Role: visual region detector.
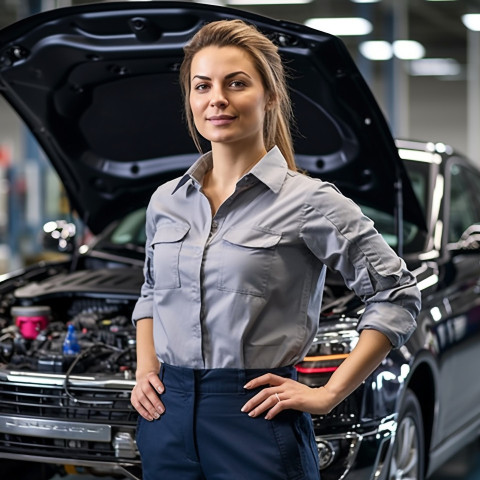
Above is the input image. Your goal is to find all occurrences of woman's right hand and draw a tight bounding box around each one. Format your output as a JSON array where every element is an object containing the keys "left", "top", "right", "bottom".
[
  {"left": 131, "top": 369, "right": 165, "bottom": 421},
  {"left": 131, "top": 318, "right": 165, "bottom": 421}
]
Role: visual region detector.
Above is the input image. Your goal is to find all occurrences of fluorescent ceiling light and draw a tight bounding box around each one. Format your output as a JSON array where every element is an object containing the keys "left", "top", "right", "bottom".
[
  {"left": 359, "top": 41, "right": 392, "bottom": 60},
  {"left": 350, "top": 0, "right": 381, "bottom": 3},
  {"left": 462, "top": 14, "right": 480, "bottom": 31},
  {"left": 360, "top": 40, "right": 425, "bottom": 61},
  {"left": 409, "top": 58, "right": 461, "bottom": 76},
  {"left": 393, "top": 40, "right": 425, "bottom": 60},
  {"left": 228, "top": 0, "right": 312, "bottom": 3},
  {"left": 305, "top": 18, "right": 372, "bottom": 36}
]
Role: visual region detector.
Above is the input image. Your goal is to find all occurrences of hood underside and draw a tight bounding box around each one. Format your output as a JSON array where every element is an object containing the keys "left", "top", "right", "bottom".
[{"left": 0, "top": 1, "right": 425, "bottom": 233}]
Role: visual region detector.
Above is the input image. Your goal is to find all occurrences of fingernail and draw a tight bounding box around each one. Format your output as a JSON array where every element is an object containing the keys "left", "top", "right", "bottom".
[
  {"left": 153, "top": 412, "right": 160, "bottom": 419},
  {"left": 240, "top": 406, "right": 246, "bottom": 412},
  {"left": 157, "top": 386, "right": 164, "bottom": 393},
  {"left": 243, "top": 383, "right": 250, "bottom": 389},
  {"left": 157, "top": 406, "right": 164, "bottom": 414},
  {"left": 248, "top": 411, "right": 255, "bottom": 417}
]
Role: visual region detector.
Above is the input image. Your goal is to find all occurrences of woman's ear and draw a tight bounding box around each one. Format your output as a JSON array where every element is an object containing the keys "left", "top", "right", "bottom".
[{"left": 265, "top": 96, "right": 276, "bottom": 111}]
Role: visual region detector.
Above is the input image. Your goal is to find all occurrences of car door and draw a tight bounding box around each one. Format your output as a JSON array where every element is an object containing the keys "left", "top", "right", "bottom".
[{"left": 434, "top": 159, "right": 480, "bottom": 443}]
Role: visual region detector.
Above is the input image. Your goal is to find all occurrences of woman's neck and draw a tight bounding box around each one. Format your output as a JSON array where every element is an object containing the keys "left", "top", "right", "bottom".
[
  {"left": 202, "top": 141, "right": 267, "bottom": 216},
  {"left": 209, "top": 141, "right": 267, "bottom": 187}
]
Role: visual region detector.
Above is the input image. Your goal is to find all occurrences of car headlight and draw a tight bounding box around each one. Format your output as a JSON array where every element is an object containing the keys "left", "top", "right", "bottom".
[{"left": 296, "top": 318, "right": 359, "bottom": 375}]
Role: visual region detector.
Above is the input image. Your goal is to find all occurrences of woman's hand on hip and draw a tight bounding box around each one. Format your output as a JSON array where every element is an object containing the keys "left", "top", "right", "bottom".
[
  {"left": 241, "top": 373, "right": 335, "bottom": 420},
  {"left": 131, "top": 369, "right": 165, "bottom": 421}
]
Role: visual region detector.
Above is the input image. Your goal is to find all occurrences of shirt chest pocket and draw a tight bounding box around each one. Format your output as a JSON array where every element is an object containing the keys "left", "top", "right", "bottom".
[
  {"left": 218, "top": 227, "right": 282, "bottom": 297},
  {"left": 151, "top": 224, "right": 190, "bottom": 290}
]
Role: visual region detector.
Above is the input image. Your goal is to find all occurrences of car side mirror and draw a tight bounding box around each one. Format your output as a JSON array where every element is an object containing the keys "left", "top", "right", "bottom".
[
  {"left": 42, "top": 220, "right": 76, "bottom": 253},
  {"left": 451, "top": 224, "right": 480, "bottom": 253}
]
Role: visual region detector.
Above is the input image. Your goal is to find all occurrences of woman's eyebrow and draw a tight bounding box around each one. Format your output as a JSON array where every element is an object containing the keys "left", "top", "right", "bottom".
[
  {"left": 192, "top": 74, "right": 210, "bottom": 81},
  {"left": 225, "top": 71, "right": 251, "bottom": 79},
  {"left": 191, "top": 71, "right": 252, "bottom": 82}
]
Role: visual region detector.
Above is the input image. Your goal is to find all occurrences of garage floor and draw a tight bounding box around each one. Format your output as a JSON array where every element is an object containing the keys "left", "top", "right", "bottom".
[{"left": 44, "top": 439, "right": 480, "bottom": 480}]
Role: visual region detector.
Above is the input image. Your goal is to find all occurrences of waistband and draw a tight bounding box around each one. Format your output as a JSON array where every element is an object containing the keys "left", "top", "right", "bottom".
[{"left": 160, "top": 364, "right": 297, "bottom": 394}]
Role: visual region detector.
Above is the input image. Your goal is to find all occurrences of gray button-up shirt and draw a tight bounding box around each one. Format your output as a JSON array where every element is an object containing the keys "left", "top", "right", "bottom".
[{"left": 132, "top": 146, "right": 420, "bottom": 369}]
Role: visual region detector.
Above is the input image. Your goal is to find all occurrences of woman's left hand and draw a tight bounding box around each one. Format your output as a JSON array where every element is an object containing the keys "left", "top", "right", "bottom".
[{"left": 241, "top": 373, "right": 335, "bottom": 420}]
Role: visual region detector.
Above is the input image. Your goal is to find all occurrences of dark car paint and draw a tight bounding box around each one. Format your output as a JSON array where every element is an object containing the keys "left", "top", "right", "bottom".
[{"left": 293, "top": 140, "right": 480, "bottom": 478}]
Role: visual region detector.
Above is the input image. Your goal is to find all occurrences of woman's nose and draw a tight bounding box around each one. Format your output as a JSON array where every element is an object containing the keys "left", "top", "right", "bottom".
[{"left": 210, "top": 88, "right": 228, "bottom": 108}]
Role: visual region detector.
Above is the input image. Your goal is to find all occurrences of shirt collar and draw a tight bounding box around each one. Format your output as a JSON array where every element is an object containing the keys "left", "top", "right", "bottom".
[
  {"left": 171, "top": 146, "right": 288, "bottom": 195},
  {"left": 249, "top": 146, "right": 288, "bottom": 194},
  {"left": 172, "top": 151, "right": 212, "bottom": 194}
]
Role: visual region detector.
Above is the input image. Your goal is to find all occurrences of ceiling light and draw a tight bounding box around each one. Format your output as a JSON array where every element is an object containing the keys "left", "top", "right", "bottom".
[
  {"left": 409, "top": 58, "right": 461, "bottom": 76},
  {"left": 462, "top": 14, "right": 480, "bottom": 31},
  {"left": 350, "top": 0, "right": 381, "bottom": 3},
  {"left": 305, "top": 18, "right": 372, "bottom": 36},
  {"left": 392, "top": 40, "right": 425, "bottom": 60},
  {"left": 359, "top": 41, "right": 392, "bottom": 60},
  {"left": 228, "top": 0, "right": 312, "bottom": 3}
]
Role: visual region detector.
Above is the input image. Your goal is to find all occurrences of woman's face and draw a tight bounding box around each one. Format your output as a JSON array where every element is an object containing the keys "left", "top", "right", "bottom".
[{"left": 189, "top": 46, "right": 269, "bottom": 149}]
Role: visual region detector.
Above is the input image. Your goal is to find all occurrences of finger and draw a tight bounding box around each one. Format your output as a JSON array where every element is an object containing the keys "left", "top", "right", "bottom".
[
  {"left": 146, "top": 373, "right": 165, "bottom": 394},
  {"left": 242, "top": 390, "right": 285, "bottom": 418},
  {"left": 241, "top": 386, "right": 276, "bottom": 413},
  {"left": 131, "top": 395, "right": 155, "bottom": 421},
  {"left": 244, "top": 373, "right": 284, "bottom": 389},
  {"left": 264, "top": 399, "right": 288, "bottom": 420},
  {"left": 250, "top": 393, "right": 288, "bottom": 419},
  {"left": 131, "top": 388, "right": 157, "bottom": 421},
  {"left": 132, "top": 383, "right": 165, "bottom": 418},
  {"left": 263, "top": 392, "right": 297, "bottom": 420}
]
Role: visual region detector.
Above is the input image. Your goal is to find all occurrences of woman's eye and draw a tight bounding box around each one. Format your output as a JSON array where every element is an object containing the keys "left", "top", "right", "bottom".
[
  {"left": 230, "top": 80, "right": 246, "bottom": 88},
  {"left": 194, "top": 83, "right": 209, "bottom": 91}
]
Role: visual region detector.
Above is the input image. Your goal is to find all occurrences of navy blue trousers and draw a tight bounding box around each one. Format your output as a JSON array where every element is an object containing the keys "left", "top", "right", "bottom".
[{"left": 136, "top": 364, "right": 320, "bottom": 480}]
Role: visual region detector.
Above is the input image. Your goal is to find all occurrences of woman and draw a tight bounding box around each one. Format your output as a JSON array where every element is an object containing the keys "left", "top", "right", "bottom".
[{"left": 130, "top": 19, "right": 421, "bottom": 480}]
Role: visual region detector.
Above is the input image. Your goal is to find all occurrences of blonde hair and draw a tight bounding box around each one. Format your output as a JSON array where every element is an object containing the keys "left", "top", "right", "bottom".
[{"left": 179, "top": 19, "right": 297, "bottom": 171}]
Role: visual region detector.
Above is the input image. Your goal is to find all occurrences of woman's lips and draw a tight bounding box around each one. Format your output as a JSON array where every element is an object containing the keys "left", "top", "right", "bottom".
[{"left": 207, "top": 115, "right": 236, "bottom": 126}]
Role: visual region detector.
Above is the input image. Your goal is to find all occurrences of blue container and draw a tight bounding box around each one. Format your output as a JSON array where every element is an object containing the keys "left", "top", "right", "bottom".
[{"left": 63, "top": 324, "right": 81, "bottom": 355}]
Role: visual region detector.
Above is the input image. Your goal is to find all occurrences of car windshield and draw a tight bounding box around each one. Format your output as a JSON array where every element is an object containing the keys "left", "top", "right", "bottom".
[
  {"left": 102, "top": 159, "right": 429, "bottom": 255},
  {"left": 358, "top": 159, "right": 428, "bottom": 254},
  {"left": 104, "top": 208, "right": 147, "bottom": 249}
]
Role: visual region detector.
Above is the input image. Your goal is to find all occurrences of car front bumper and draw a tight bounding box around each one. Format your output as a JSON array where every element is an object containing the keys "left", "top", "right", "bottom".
[{"left": 314, "top": 415, "right": 397, "bottom": 480}]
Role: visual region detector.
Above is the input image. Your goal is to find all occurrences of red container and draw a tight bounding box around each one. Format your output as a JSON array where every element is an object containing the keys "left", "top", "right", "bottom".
[{"left": 12, "top": 306, "right": 50, "bottom": 340}]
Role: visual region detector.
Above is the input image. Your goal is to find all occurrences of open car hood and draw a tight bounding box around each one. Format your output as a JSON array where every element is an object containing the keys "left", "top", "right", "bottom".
[{"left": 0, "top": 1, "right": 425, "bottom": 234}]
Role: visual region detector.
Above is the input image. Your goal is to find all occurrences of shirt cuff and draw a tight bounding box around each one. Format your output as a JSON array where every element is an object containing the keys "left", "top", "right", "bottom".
[
  {"left": 131, "top": 297, "right": 153, "bottom": 326},
  {"left": 357, "top": 302, "right": 417, "bottom": 348}
]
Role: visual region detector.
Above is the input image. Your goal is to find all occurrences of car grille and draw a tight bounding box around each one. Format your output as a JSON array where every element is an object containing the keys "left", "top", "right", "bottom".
[{"left": 0, "top": 379, "right": 139, "bottom": 462}]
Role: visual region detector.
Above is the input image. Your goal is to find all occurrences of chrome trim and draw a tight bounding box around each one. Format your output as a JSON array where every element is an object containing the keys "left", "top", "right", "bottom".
[
  {"left": 0, "top": 415, "right": 111, "bottom": 442},
  {"left": 317, "top": 432, "right": 363, "bottom": 480},
  {"left": 315, "top": 416, "right": 397, "bottom": 480},
  {"left": 0, "top": 452, "right": 141, "bottom": 480},
  {"left": 1, "top": 369, "right": 135, "bottom": 388},
  {"left": 113, "top": 432, "right": 137, "bottom": 459}
]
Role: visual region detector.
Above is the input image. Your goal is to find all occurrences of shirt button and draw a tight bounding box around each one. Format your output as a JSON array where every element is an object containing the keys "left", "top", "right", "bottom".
[{"left": 211, "top": 221, "right": 218, "bottom": 232}]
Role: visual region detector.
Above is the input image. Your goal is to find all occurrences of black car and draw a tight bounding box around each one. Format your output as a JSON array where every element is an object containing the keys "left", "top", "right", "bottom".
[{"left": 0, "top": 3, "right": 479, "bottom": 480}]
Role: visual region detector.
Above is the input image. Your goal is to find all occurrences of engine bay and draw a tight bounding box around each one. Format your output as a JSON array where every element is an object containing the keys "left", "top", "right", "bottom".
[{"left": 0, "top": 267, "right": 142, "bottom": 378}]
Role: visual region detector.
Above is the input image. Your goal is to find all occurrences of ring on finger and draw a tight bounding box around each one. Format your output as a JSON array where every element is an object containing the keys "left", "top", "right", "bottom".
[{"left": 274, "top": 393, "right": 281, "bottom": 403}]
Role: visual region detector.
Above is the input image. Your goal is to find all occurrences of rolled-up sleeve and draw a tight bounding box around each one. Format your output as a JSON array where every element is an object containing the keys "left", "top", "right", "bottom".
[
  {"left": 131, "top": 200, "right": 156, "bottom": 324},
  {"left": 300, "top": 181, "right": 421, "bottom": 348}
]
